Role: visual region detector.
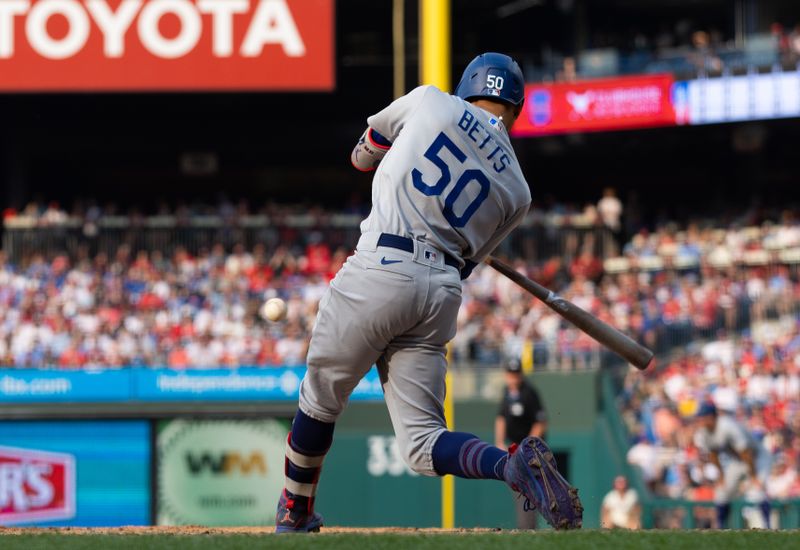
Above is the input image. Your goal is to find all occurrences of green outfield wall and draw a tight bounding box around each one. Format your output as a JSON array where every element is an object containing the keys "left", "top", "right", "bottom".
[
  {"left": 5, "top": 368, "right": 797, "bottom": 528},
  {"left": 317, "top": 370, "right": 615, "bottom": 529}
]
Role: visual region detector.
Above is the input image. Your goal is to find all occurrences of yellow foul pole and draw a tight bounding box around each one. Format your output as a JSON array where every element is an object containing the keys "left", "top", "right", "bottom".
[
  {"left": 419, "top": 0, "right": 451, "bottom": 92},
  {"left": 442, "top": 351, "right": 455, "bottom": 529},
  {"left": 420, "top": 0, "right": 452, "bottom": 529}
]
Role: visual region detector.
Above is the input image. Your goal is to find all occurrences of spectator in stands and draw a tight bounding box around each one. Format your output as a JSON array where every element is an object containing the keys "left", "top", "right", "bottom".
[
  {"left": 790, "top": 24, "right": 800, "bottom": 64},
  {"left": 2, "top": 203, "right": 799, "bottom": 371},
  {"left": 766, "top": 455, "right": 798, "bottom": 500},
  {"left": 556, "top": 57, "right": 577, "bottom": 82},
  {"left": 601, "top": 475, "right": 641, "bottom": 529},
  {"left": 597, "top": 187, "right": 623, "bottom": 255}
]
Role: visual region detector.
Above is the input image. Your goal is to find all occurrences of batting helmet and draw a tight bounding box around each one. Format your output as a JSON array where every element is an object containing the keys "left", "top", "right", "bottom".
[{"left": 454, "top": 52, "right": 525, "bottom": 107}]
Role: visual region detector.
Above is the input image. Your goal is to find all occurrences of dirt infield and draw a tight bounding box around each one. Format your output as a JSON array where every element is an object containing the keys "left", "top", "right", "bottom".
[{"left": 0, "top": 526, "right": 503, "bottom": 536}]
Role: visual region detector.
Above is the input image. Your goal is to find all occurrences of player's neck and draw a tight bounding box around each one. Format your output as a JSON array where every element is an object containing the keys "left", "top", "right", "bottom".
[
  {"left": 469, "top": 99, "right": 514, "bottom": 131},
  {"left": 470, "top": 99, "right": 504, "bottom": 117}
]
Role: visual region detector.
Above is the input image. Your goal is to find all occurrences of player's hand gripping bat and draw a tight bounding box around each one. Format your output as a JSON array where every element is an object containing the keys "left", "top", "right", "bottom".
[{"left": 485, "top": 256, "right": 653, "bottom": 370}]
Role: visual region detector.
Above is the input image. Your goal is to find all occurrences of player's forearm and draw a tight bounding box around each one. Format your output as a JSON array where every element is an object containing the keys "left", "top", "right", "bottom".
[
  {"left": 350, "top": 127, "right": 392, "bottom": 172},
  {"left": 530, "top": 422, "right": 546, "bottom": 438}
]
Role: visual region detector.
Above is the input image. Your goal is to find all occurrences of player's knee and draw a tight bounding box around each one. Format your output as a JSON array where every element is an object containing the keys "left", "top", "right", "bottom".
[
  {"left": 399, "top": 428, "right": 444, "bottom": 477},
  {"left": 298, "top": 378, "right": 343, "bottom": 424},
  {"left": 403, "top": 447, "right": 430, "bottom": 475}
]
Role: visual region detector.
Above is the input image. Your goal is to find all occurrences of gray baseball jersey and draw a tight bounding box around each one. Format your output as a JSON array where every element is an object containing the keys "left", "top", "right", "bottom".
[
  {"left": 361, "top": 85, "right": 531, "bottom": 265},
  {"left": 694, "top": 414, "right": 756, "bottom": 459},
  {"left": 299, "top": 85, "right": 531, "bottom": 476},
  {"left": 694, "top": 414, "right": 764, "bottom": 503}
]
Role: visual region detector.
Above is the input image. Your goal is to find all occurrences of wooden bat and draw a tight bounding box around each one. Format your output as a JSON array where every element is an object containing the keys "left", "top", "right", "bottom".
[{"left": 485, "top": 256, "right": 653, "bottom": 370}]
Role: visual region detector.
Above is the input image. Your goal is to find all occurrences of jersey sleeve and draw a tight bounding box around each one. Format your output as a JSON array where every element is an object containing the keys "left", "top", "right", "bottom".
[
  {"left": 367, "top": 85, "right": 434, "bottom": 142},
  {"left": 467, "top": 202, "right": 531, "bottom": 264},
  {"left": 723, "top": 417, "right": 751, "bottom": 453}
]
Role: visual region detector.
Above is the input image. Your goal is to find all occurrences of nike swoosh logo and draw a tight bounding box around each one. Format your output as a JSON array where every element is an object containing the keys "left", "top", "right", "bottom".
[{"left": 381, "top": 257, "right": 402, "bottom": 265}]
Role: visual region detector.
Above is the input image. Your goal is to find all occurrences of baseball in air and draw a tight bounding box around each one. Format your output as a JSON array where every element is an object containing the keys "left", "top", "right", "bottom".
[{"left": 261, "top": 298, "right": 288, "bottom": 322}]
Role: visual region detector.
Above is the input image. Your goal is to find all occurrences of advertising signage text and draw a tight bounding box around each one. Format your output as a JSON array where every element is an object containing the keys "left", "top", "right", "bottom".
[
  {"left": 513, "top": 74, "right": 677, "bottom": 136},
  {"left": 0, "top": 0, "right": 334, "bottom": 91}
]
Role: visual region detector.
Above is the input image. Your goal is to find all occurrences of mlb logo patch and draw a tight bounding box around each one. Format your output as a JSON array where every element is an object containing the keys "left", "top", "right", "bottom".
[{"left": 424, "top": 250, "right": 438, "bottom": 262}]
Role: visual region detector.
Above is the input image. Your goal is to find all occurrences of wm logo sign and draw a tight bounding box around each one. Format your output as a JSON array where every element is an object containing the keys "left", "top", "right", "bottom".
[{"left": 185, "top": 452, "right": 267, "bottom": 476}]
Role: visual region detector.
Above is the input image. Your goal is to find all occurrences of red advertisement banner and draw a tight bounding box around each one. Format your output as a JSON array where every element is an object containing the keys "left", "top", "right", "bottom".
[
  {"left": 0, "top": 0, "right": 334, "bottom": 92},
  {"left": 0, "top": 446, "right": 76, "bottom": 524},
  {"left": 512, "top": 74, "right": 677, "bottom": 136}
]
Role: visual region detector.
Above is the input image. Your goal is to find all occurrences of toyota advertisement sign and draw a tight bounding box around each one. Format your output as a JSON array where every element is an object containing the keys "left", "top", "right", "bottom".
[{"left": 0, "top": 0, "right": 334, "bottom": 91}]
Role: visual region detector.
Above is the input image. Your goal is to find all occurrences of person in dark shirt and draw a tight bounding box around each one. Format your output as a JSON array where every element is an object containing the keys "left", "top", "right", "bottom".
[{"left": 495, "top": 358, "right": 548, "bottom": 528}]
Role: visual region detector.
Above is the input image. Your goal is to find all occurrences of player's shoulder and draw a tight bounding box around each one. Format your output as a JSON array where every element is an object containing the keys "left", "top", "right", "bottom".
[
  {"left": 405, "top": 85, "right": 462, "bottom": 108},
  {"left": 402, "top": 84, "right": 437, "bottom": 102},
  {"left": 407, "top": 84, "right": 445, "bottom": 97}
]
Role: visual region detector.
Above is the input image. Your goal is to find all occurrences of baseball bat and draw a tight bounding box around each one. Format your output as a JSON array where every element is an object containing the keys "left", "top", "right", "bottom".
[{"left": 485, "top": 256, "right": 653, "bottom": 370}]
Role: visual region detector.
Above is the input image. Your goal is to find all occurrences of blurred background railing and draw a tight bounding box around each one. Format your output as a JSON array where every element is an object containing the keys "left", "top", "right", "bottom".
[
  {"left": 1, "top": 213, "right": 617, "bottom": 265},
  {"left": 521, "top": 31, "right": 799, "bottom": 83}
]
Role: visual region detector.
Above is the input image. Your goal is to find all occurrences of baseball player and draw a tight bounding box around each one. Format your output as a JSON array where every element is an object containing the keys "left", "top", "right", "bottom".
[
  {"left": 276, "top": 53, "right": 582, "bottom": 532},
  {"left": 693, "top": 402, "right": 770, "bottom": 528}
]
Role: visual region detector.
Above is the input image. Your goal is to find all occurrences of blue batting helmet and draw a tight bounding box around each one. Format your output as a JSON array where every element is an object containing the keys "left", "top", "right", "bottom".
[
  {"left": 695, "top": 402, "right": 718, "bottom": 418},
  {"left": 454, "top": 52, "right": 525, "bottom": 107}
]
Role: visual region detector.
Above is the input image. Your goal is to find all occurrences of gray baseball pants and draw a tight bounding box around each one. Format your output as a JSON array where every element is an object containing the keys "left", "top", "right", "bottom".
[{"left": 299, "top": 232, "right": 462, "bottom": 476}]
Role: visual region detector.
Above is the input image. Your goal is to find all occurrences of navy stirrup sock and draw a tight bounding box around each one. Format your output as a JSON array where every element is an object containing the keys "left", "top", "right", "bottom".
[
  {"left": 283, "top": 410, "right": 335, "bottom": 510},
  {"left": 290, "top": 409, "right": 334, "bottom": 455},
  {"left": 432, "top": 431, "right": 508, "bottom": 480},
  {"left": 716, "top": 503, "right": 730, "bottom": 528}
]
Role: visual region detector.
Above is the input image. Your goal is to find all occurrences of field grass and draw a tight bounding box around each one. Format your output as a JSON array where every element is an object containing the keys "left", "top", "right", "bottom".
[{"left": 0, "top": 530, "right": 798, "bottom": 550}]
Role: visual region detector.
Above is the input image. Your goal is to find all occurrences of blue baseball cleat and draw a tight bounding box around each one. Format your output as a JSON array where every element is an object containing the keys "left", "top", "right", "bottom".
[
  {"left": 275, "top": 490, "right": 323, "bottom": 533},
  {"left": 504, "top": 436, "right": 583, "bottom": 530}
]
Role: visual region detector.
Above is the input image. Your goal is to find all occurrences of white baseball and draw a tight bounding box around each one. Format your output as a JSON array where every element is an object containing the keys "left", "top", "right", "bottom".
[{"left": 261, "top": 298, "right": 288, "bottom": 322}]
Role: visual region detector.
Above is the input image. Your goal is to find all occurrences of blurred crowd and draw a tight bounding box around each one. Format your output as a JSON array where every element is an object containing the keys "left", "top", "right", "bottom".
[
  {"left": 620, "top": 215, "right": 800, "bottom": 268},
  {"left": 1, "top": 195, "right": 799, "bottom": 369},
  {"left": 1, "top": 198, "right": 369, "bottom": 227},
  {"left": 620, "top": 324, "right": 800, "bottom": 525},
  {"left": 551, "top": 18, "right": 800, "bottom": 82},
  {"left": 456, "top": 206, "right": 800, "bottom": 367},
  {"left": 0, "top": 243, "right": 347, "bottom": 368},
  {"left": 0, "top": 213, "right": 797, "bottom": 369},
  {"left": 454, "top": 258, "right": 798, "bottom": 369}
]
